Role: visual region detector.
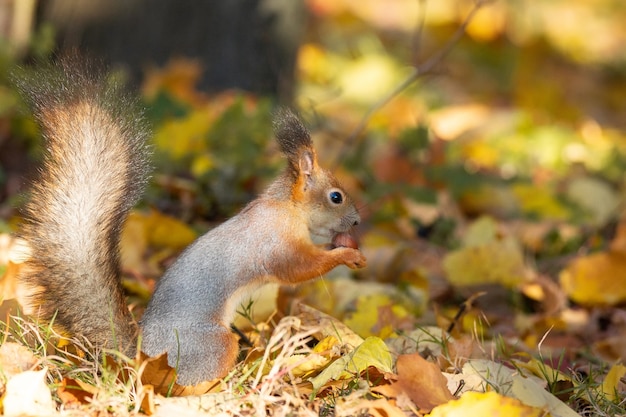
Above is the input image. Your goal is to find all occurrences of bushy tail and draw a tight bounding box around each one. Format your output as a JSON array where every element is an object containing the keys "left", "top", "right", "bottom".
[{"left": 14, "top": 57, "right": 150, "bottom": 351}]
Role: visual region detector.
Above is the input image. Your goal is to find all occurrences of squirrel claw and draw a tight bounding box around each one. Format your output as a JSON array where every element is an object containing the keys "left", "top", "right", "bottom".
[{"left": 338, "top": 247, "right": 367, "bottom": 269}]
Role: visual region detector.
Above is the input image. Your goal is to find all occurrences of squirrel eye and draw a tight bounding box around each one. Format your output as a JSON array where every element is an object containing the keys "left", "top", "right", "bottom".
[{"left": 329, "top": 190, "right": 344, "bottom": 205}]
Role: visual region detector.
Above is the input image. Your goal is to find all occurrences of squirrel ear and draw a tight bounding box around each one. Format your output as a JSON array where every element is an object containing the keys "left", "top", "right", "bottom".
[{"left": 298, "top": 150, "right": 316, "bottom": 191}]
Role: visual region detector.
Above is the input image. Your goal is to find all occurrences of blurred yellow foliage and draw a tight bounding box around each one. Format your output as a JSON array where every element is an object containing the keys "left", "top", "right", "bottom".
[
  {"left": 443, "top": 217, "right": 528, "bottom": 288},
  {"left": 344, "top": 294, "right": 410, "bottom": 339},
  {"left": 511, "top": 183, "right": 570, "bottom": 221},
  {"left": 153, "top": 109, "right": 213, "bottom": 160},
  {"left": 142, "top": 58, "right": 204, "bottom": 105},
  {"left": 465, "top": 2, "right": 506, "bottom": 42},
  {"left": 338, "top": 54, "right": 404, "bottom": 104},
  {"left": 560, "top": 252, "right": 626, "bottom": 306},
  {"left": 121, "top": 211, "right": 197, "bottom": 276}
]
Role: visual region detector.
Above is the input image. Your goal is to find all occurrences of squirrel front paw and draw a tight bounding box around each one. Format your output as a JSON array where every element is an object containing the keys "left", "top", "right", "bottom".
[{"left": 335, "top": 247, "right": 367, "bottom": 269}]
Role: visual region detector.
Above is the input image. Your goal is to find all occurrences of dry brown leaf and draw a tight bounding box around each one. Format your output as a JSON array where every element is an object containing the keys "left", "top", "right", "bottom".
[
  {"left": 293, "top": 302, "right": 364, "bottom": 348},
  {"left": 394, "top": 352, "right": 454, "bottom": 412},
  {"left": 593, "top": 334, "right": 626, "bottom": 363},
  {"left": 139, "top": 384, "right": 156, "bottom": 415},
  {"left": 57, "top": 377, "right": 93, "bottom": 407},
  {"left": 520, "top": 274, "right": 567, "bottom": 315},
  {"left": 0, "top": 342, "right": 38, "bottom": 378},
  {"left": 140, "top": 352, "right": 221, "bottom": 396},
  {"left": 367, "top": 398, "right": 409, "bottom": 417},
  {"left": 0, "top": 236, "right": 28, "bottom": 302}
]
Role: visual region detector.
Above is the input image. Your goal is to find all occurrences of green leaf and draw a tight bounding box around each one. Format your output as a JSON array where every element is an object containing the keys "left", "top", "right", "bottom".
[{"left": 309, "top": 336, "right": 393, "bottom": 391}]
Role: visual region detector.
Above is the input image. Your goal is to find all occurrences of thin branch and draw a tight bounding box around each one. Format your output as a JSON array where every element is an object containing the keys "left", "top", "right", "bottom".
[{"left": 334, "top": 0, "right": 493, "bottom": 165}]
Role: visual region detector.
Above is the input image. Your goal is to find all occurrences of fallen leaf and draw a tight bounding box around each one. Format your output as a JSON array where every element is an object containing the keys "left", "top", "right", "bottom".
[
  {"left": 511, "top": 183, "right": 570, "bottom": 220},
  {"left": 367, "top": 398, "right": 409, "bottom": 417},
  {"left": 121, "top": 211, "right": 197, "bottom": 276},
  {"left": 309, "top": 336, "right": 393, "bottom": 390},
  {"left": 144, "top": 211, "right": 197, "bottom": 249},
  {"left": 443, "top": 237, "right": 528, "bottom": 288},
  {"left": 0, "top": 342, "right": 38, "bottom": 379},
  {"left": 599, "top": 363, "right": 626, "bottom": 403},
  {"left": 3, "top": 368, "right": 56, "bottom": 417},
  {"left": 511, "top": 373, "right": 578, "bottom": 417},
  {"left": 427, "top": 391, "right": 549, "bottom": 417},
  {"left": 560, "top": 251, "right": 626, "bottom": 306},
  {"left": 283, "top": 353, "right": 333, "bottom": 378},
  {"left": 294, "top": 302, "right": 364, "bottom": 349},
  {"left": 443, "top": 217, "right": 530, "bottom": 288},
  {"left": 452, "top": 359, "right": 579, "bottom": 417},
  {"left": 395, "top": 353, "right": 454, "bottom": 412},
  {"left": 343, "top": 293, "right": 413, "bottom": 339},
  {"left": 566, "top": 175, "right": 619, "bottom": 227},
  {"left": 57, "top": 377, "right": 93, "bottom": 407},
  {"left": 140, "top": 352, "right": 220, "bottom": 396},
  {"left": 139, "top": 384, "right": 156, "bottom": 415}
]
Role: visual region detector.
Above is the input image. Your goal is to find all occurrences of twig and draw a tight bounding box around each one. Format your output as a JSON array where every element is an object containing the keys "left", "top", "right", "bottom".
[{"left": 334, "top": 0, "right": 493, "bottom": 165}]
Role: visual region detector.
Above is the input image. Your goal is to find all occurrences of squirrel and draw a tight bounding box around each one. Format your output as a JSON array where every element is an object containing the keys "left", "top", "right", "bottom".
[{"left": 15, "top": 58, "right": 367, "bottom": 386}]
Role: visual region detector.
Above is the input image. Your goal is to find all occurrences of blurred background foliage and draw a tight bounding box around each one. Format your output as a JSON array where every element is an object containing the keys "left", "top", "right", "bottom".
[
  {"left": 0, "top": 0, "right": 626, "bottom": 347},
  {"left": 0, "top": 0, "right": 624, "bottom": 227}
]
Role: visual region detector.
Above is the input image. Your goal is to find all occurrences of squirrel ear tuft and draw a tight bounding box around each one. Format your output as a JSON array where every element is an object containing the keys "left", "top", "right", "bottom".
[{"left": 273, "top": 108, "right": 313, "bottom": 161}]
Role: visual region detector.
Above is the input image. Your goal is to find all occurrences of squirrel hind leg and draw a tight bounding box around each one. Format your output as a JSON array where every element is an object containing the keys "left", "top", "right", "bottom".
[{"left": 143, "top": 324, "right": 238, "bottom": 386}]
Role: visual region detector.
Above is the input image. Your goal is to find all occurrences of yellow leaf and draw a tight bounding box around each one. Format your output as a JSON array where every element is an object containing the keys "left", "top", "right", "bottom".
[
  {"left": 515, "top": 358, "right": 572, "bottom": 385},
  {"left": 153, "top": 109, "right": 212, "bottom": 160},
  {"left": 191, "top": 153, "right": 215, "bottom": 177},
  {"left": 309, "top": 336, "right": 392, "bottom": 390},
  {"left": 120, "top": 211, "right": 151, "bottom": 274},
  {"left": 458, "top": 185, "right": 519, "bottom": 218},
  {"left": 121, "top": 211, "right": 197, "bottom": 276},
  {"left": 560, "top": 252, "right": 626, "bottom": 306},
  {"left": 279, "top": 335, "right": 340, "bottom": 378},
  {"left": 282, "top": 353, "right": 331, "bottom": 378},
  {"left": 427, "top": 391, "right": 550, "bottom": 417},
  {"left": 443, "top": 239, "right": 527, "bottom": 288},
  {"left": 144, "top": 211, "right": 197, "bottom": 249},
  {"left": 443, "top": 216, "right": 529, "bottom": 288},
  {"left": 344, "top": 294, "right": 409, "bottom": 339},
  {"left": 511, "top": 183, "right": 570, "bottom": 220},
  {"left": 461, "top": 216, "right": 499, "bottom": 247},
  {"left": 600, "top": 363, "right": 626, "bottom": 403},
  {"left": 314, "top": 336, "right": 340, "bottom": 353},
  {"left": 450, "top": 359, "right": 579, "bottom": 417}
]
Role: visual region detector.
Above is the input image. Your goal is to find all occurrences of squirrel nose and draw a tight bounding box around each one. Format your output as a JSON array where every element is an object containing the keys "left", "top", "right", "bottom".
[{"left": 353, "top": 219, "right": 360, "bottom": 226}]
